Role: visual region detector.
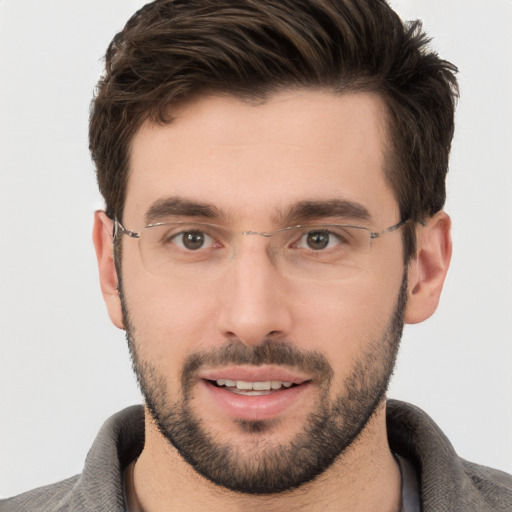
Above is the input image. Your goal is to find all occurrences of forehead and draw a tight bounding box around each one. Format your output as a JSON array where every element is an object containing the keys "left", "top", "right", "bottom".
[{"left": 125, "top": 90, "right": 397, "bottom": 227}]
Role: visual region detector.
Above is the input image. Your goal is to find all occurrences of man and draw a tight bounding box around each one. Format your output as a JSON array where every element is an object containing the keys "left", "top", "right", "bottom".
[{"left": 1, "top": 0, "right": 511, "bottom": 510}]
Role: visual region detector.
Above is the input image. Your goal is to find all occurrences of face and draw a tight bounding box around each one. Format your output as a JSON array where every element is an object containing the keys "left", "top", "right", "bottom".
[{"left": 117, "top": 90, "right": 407, "bottom": 493}]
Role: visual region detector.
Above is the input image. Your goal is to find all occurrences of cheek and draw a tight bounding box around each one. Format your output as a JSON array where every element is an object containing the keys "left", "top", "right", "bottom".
[
  {"left": 121, "top": 261, "right": 219, "bottom": 380},
  {"left": 291, "top": 270, "right": 402, "bottom": 373}
]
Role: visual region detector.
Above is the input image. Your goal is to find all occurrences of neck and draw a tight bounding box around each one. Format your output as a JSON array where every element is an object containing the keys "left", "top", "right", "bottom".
[{"left": 130, "top": 401, "right": 401, "bottom": 512}]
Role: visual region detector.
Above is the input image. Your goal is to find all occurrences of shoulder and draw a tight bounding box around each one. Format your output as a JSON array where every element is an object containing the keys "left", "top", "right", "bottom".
[
  {"left": 460, "top": 458, "right": 512, "bottom": 508},
  {"left": 386, "top": 399, "right": 512, "bottom": 511},
  {"left": 0, "top": 476, "right": 79, "bottom": 512},
  {"left": 0, "top": 406, "right": 144, "bottom": 512}
]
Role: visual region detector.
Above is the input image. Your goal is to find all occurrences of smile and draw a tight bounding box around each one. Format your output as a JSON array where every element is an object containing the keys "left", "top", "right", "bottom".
[
  {"left": 199, "top": 375, "right": 312, "bottom": 421},
  {"left": 212, "top": 379, "right": 296, "bottom": 395}
]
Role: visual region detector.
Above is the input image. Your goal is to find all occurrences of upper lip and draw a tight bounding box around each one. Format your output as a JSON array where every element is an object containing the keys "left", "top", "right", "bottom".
[{"left": 198, "top": 365, "right": 311, "bottom": 385}]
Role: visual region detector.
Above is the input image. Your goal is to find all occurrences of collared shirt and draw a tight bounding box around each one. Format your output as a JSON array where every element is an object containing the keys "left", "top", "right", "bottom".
[{"left": 397, "top": 454, "right": 421, "bottom": 512}]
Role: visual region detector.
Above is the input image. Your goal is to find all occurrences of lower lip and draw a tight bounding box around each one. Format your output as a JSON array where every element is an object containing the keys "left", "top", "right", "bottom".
[{"left": 201, "top": 380, "right": 311, "bottom": 421}]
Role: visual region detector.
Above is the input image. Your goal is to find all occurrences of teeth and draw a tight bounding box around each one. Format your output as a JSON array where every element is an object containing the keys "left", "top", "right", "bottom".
[
  {"left": 216, "top": 379, "right": 235, "bottom": 387},
  {"left": 215, "top": 379, "right": 294, "bottom": 391},
  {"left": 252, "top": 381, "right": 271, "bottom": 390}
]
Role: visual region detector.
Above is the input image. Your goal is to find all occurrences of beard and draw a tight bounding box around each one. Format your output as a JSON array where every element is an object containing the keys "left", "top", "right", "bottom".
[{"left": 120, "top": 275, "right": 407, "bottom": 495}]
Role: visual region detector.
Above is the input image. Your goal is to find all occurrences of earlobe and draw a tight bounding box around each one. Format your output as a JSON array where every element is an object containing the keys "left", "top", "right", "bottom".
[
  {"left": 92, "top": 211, "right": 124, "bottom": 329},
  {"left": 404, "top": 212, "right": 452, "bottom": 324}
]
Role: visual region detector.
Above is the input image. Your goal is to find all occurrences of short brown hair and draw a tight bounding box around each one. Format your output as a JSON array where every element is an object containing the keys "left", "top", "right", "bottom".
[{"left": 89, "top": 0, "right": 458, "bottom": 261}]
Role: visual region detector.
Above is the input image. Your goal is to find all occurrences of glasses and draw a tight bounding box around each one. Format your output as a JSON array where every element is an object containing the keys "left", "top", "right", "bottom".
[{"left": 114, "top": 218, "right": 410, "bottom": 281}]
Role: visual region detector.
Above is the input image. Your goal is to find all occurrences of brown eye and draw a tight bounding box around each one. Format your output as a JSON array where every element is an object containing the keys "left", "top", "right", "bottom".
[
  {"left": 306, "top": 231, "right": 331, "bottom": 250},
  {"left": 173, "top": 231, "right": 212, "bottom": 250}
]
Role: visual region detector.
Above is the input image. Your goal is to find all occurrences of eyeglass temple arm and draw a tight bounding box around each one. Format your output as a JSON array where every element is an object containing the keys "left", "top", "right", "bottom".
[
  {"left": 114, "top": 218, "right": 141, "bottom": 239},
  {"left": 369, "top": 217, "right": 425, "bottom": 240}
]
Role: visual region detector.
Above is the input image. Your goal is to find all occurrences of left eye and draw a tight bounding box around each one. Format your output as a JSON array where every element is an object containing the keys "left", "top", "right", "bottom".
[
  {"left": 171, "top": 231, "right": 214, "bottom": 251},
  {"left": 297, "top": 230, "right": 342, "bottom": 251}
]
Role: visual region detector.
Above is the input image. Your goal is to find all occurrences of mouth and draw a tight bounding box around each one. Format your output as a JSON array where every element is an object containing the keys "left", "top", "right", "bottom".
[{"left": 197, "top": 367, "right": 313, "bottom": 421}]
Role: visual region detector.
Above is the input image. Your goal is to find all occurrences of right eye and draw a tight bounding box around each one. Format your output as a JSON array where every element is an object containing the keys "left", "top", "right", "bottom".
[{"left": 170, "top": 230, "right": 214, "bottom": 251}]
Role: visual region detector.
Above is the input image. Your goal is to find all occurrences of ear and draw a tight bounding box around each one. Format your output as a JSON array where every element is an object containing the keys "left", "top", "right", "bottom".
[
  {"left": 404, "top": 211, "right": 452, "bottom": 324},
  {"left": 92, "top": 211, "right": 124, "bottom": 329}
]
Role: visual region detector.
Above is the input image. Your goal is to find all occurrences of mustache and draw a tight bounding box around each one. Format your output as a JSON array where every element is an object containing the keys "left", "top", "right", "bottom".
[{"left": 181, "top": 338, "right": 333, "bottom": 387}]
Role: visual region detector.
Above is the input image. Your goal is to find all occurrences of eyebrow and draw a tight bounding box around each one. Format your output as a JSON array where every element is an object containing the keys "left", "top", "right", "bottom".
[
  {"left": 144, "top": 197, "right": 223, "bottom": 225},
  {"left": 278, "top": 199, "right": 372, "bottom": 225}
]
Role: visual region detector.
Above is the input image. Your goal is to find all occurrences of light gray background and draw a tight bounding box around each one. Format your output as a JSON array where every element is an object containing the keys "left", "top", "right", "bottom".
[{"left": 1, "top": 0, "right": 511, "bottom": 498}]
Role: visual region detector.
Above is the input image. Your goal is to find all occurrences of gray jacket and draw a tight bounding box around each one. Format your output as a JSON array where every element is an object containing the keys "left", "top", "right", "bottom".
[{"left": 1, "top": 400, "right": 511, "bottom": 511}]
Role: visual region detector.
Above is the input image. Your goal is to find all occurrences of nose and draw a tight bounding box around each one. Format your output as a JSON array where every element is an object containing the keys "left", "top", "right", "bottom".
[{"left": 216, "top": 240, "right": 293, "bottom": 346}]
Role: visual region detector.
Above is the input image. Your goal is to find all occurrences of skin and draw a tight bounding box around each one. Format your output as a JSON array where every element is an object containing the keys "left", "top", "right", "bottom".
[{"left": 93, "top": 90, "right": 452, "bottom": 511}]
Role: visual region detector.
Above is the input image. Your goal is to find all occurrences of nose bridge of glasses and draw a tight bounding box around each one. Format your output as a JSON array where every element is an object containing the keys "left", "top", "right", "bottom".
[
  {"left": 241, "top": 229, "right": 273, "bottom": 238},
  {"left": 233, "top": 229, "right": 283, "bottom": 265}
]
